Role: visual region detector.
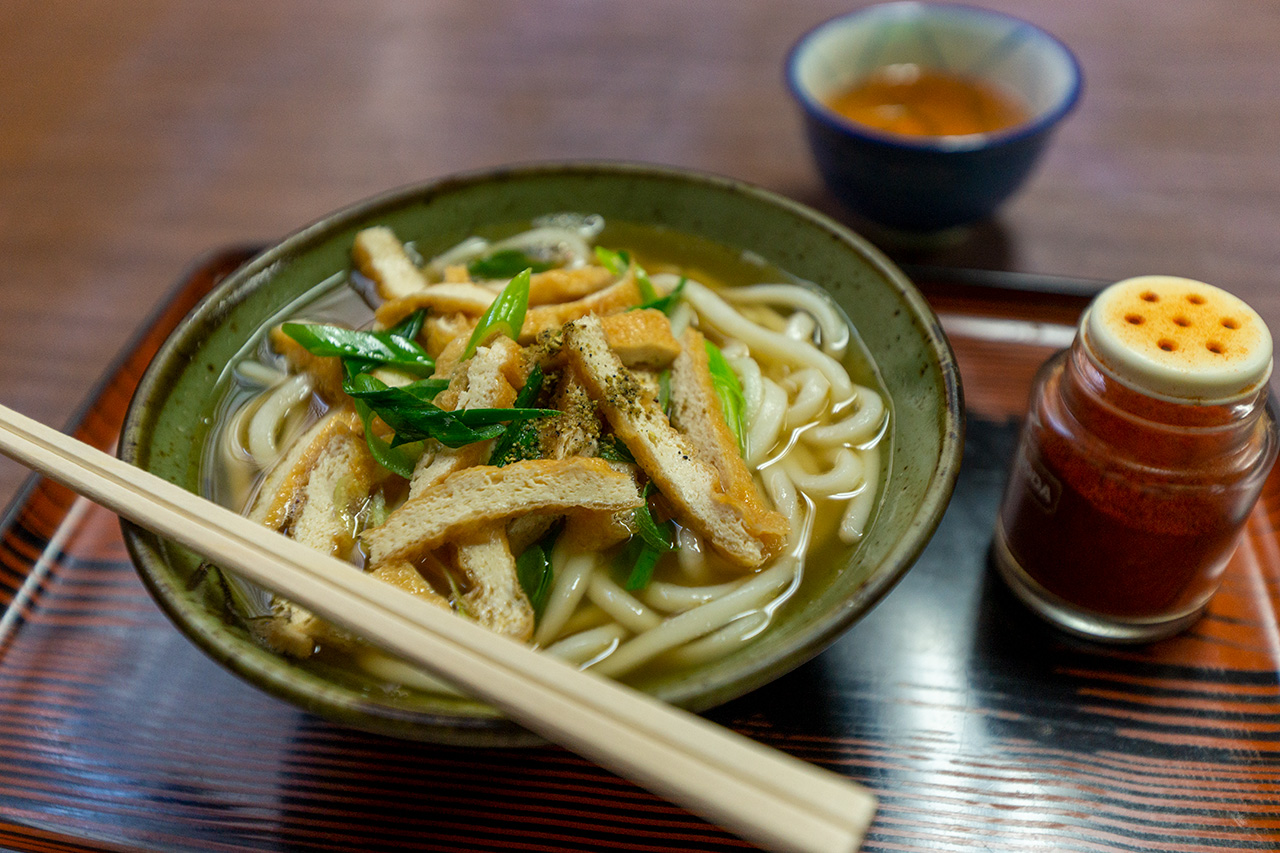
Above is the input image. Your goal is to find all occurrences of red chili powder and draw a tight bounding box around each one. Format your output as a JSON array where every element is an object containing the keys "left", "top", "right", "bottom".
[{"left": 999, "top": 357, "right": 1264, "bottom": 618}]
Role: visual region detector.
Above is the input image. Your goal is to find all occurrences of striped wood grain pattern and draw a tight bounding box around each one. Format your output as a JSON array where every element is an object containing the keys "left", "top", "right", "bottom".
[{"left": 1, "top": 256, "right": 1279, "bottom": 851}]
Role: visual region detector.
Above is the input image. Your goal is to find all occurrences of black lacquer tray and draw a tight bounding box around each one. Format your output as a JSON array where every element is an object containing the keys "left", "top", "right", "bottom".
[{"left": 1, "top": 250, "right": 1277, "bottom": 851}]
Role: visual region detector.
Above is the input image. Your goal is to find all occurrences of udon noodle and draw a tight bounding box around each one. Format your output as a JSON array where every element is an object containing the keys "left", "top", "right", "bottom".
[{"left": 205, "top": 215, "right": 889, "bottom": 686}]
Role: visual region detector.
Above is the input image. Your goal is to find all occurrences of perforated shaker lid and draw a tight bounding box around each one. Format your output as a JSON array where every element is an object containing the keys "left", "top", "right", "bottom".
[{"left": 1082, "top": 275, "right": 1273, "bottom": 403}]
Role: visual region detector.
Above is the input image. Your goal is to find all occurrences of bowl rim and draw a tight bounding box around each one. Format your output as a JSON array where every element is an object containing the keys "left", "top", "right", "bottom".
[
  {"left": 120, "top": 159, "right": 965, "bottom": 741},
  {"left": 785, "top": 1, "right": 1084, "bottom": 153}
]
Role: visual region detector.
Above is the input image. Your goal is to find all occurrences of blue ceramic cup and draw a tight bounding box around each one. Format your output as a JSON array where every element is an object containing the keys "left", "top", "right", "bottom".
[{"left": 787, "top": 2, "right": 1082, "bottom": 233}]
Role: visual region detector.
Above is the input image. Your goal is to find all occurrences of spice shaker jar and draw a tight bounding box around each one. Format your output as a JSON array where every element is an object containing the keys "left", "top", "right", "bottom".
[{"left": 994, "top": 276, "right": 1279, "bottom": 642}]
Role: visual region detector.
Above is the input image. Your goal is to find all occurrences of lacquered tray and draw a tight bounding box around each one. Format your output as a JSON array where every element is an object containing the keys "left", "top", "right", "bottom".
[{"left": 2, "top": 250, "right": 1278, "bottom": 852}]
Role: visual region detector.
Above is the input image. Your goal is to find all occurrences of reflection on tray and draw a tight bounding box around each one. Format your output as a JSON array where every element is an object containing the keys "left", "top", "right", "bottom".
[
  {"left": 0, "top": 254, "right": 1278, "bottom": 852},
  {"left": 940, "top": 313, "right": 1076, "bottom": 349}
]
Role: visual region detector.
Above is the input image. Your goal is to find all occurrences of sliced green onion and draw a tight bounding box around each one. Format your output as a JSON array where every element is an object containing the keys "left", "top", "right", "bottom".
[
  {"left": 635, "top": 268, "right": 658, "bottom": 304},
  {"left": 345, "top": 372, "right": 555, "bottom": 450},
  {"left": 595, "top": 245, "right": 662, "bottom": 304},
  {"left": 387, "top": 308, "right": 427, "bottom": 342},
  {"left": 351, "top": 396, "right": 418, "bottom": 479},
  {"left": 705, "top": 339, "right": 746, "bottom": 457},
  {"left": 489, "top": 422, "right": 542, "bottom": 467},
  {"left": 463, "top": 268, "right": 532, "bottom": 359},
  {"left": 633, "top": 276, "right": 685, "bottom": 316},
  {"left": 658, "top": 368, "right": 672, "bottom": 416},
  {"left": 282, "top": 307, "right": 555, "bottom": 472},
  {"left": 596, "top": 434, "right": 635, "bottom": 464},
  {"left": 444, "top": 570, "right": 470, "bottom": 619},
  {"left": 282, "top": 320, "right": 434, "bottom": 377},
  {"left": 343, "top": 375, "right": 449, "bottom": 404},
  {"left": 488, "top": 365, "right": 547, "bottom": 466},
  {"left": 382, "top": 406, "right": 504, "bottom": 448},
  {"left": 593, "top": 246, "right": 630, "bottom": 276},
  {"left": 468, "top": 249, "right": 552, "bottom": 279},
  {"left": 633, "top": 492, "right": 675, "bottom": 553},
  {"left": 625, "top": 546, "right": 662, "bottom": 592},
  {"left": 517, "top": 525, "right": 561, "bottom": 616},
  {"left": 360, "top": 492, "right": 390, "bottom": 532},
  {"left": 624, "top": 485, "right": 676, "bottom": 591},
  {"left": 443, "top": 407, "right": 560, "bottom": 428}
]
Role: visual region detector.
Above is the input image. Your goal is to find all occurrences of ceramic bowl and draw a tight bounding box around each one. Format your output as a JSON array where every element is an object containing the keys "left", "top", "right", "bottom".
[
  {"left": 787, "top": 2, "right": 1082, "bottom": 233},
  {"left": 120, "top": 162, "right": 963, "bottom": 745}
]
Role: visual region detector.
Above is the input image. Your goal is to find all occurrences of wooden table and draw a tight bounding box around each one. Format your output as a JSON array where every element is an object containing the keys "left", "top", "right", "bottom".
[
  {"left": 3, "top": 3, "right": 1280, "bottom": 851},
  {"left": 4, "top": 0, "right": 1279, "bottom": 511}
]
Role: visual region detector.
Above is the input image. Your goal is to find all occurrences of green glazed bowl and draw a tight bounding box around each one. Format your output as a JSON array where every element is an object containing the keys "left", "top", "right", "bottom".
[{"left": 120, "top": 162, "right": 963, "bottom": 745}]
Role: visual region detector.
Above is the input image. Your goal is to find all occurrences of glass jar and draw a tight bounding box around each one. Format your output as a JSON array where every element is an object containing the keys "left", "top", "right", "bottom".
[{"left": 994, "top": 276, "right": 1279, "bottom": 642}]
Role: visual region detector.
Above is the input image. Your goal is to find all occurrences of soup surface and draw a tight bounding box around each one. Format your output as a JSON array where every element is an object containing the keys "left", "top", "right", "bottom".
[
  {"left": 203, "top": 215, "right": 890, "bottom": 688},
  {"left": 825, "top": 63, "right": 1029, "bottom": 138}
]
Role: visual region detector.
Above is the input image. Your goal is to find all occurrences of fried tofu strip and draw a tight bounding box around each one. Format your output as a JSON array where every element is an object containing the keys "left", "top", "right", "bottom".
[
  {"left": 532, "top": 310, "right": 681, "bottom": 373},
  {"left": 368, "top": 561, "right": 451, "bottom": 610},
  {"left": 391, "top": 337, "right": 537, "bottom": 638},
  {"left": 670, "top": 329, "right": 789, "bottom": 554},
  {"left": 506, "top": 515, "right": 555, "bottom": 555},
  {"left": 454, "top": 526, "right": 535, "bottom": 641},
  {"left": 247, "top": 407, "right": 381, "bottom": 656},
  {"left": 560, "top": 508, "right": 635, "bottom": 552},
  {"left": 378, "top": 271, "right": 650, "bottom": 366},
  {"left": 442, "top": 264, "right": 472, "bottom": 283},
  {"left": 408, "top": 336, "right": 524, "bottom": 499},
  {"left": 431, "top": 333, "right": 470, "bottom": 381},
  {"left": 251, "top": 608, "right": 339, "bottom": 659},
  {"left": 368, "top": 545, "right": 535, "bottom": 643},
  {"left": 375, "top": 267, "right": 636, "bottom": 333},
  {"left": 508, "top": 508, "right": 632, "bottom": 556},
  {"left": 248, "top": 407, "right": 377, "bottom": 551},
  {"left": 504, "top": 373, "right": 604, "bottom": 553},
  {"left": 449, "top": 264, "right": 613, "bottom": 305},
  {"left": 423, "top": 313, "right": 472, "bottom": 359},
  {"left": 527, "top": 266, "right": 614, "bottom": 305},
  {"left": 353, "top": 226, "right": 430, "bottom": 300},
  {"left": 374, "top": 282, "right": 499, "bottom": 328},
  {"left": 600, "top": 308, "right": 682, "bottom": 369},
  {"left": 375, "top": 266, "right": 618, "bottom": 326},
  {"left": 507, "top": 374, "right": 637, "bottom": 554},
  {"left": 562, "top": 314, "right": 779, "bottom": 568},
  {"left": 519, "top": 274, "right": 643, "bottom": 342},
  {"left": 363, "top": 457, "right": 643, "bottom": 565},
  {"left": 269, "top": 326, "right": 345, "bottom": 402},
  {"left": 542, "top": 372, "right": 599, "bottom": 459}
]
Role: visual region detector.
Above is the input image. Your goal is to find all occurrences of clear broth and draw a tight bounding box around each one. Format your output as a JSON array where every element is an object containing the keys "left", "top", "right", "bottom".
[{"left": 200, "top": 219, "right": 892, "bottom": 689}]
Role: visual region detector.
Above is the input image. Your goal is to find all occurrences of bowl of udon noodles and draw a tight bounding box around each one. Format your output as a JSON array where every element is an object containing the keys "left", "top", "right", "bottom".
[{"left": 120, "top": 162, "right": 962, "bottom": 745}]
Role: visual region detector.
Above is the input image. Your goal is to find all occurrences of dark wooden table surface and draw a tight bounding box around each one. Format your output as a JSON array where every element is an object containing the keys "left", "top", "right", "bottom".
[
  {"left": 4, "top": 4, "right": 1280, "bottom": 850},
  {"left": 4, "top": 0, "right": 1280, "bottom": 511}
]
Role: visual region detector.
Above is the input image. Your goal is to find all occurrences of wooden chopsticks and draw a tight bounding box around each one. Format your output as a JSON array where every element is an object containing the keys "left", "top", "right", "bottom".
[{"left": 0, "top": 402, "right": 876, "bottom": 853}]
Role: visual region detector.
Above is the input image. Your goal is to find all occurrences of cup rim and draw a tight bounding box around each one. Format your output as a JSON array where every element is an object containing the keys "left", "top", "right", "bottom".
[{"left": 785, "top": 1, "right": 1084, "bottom": 153}]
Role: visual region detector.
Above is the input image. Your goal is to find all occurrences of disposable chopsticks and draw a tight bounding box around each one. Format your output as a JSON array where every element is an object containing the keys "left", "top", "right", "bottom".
[{"left": 0, "top": 403, "right": 876, "bottom": 853}]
